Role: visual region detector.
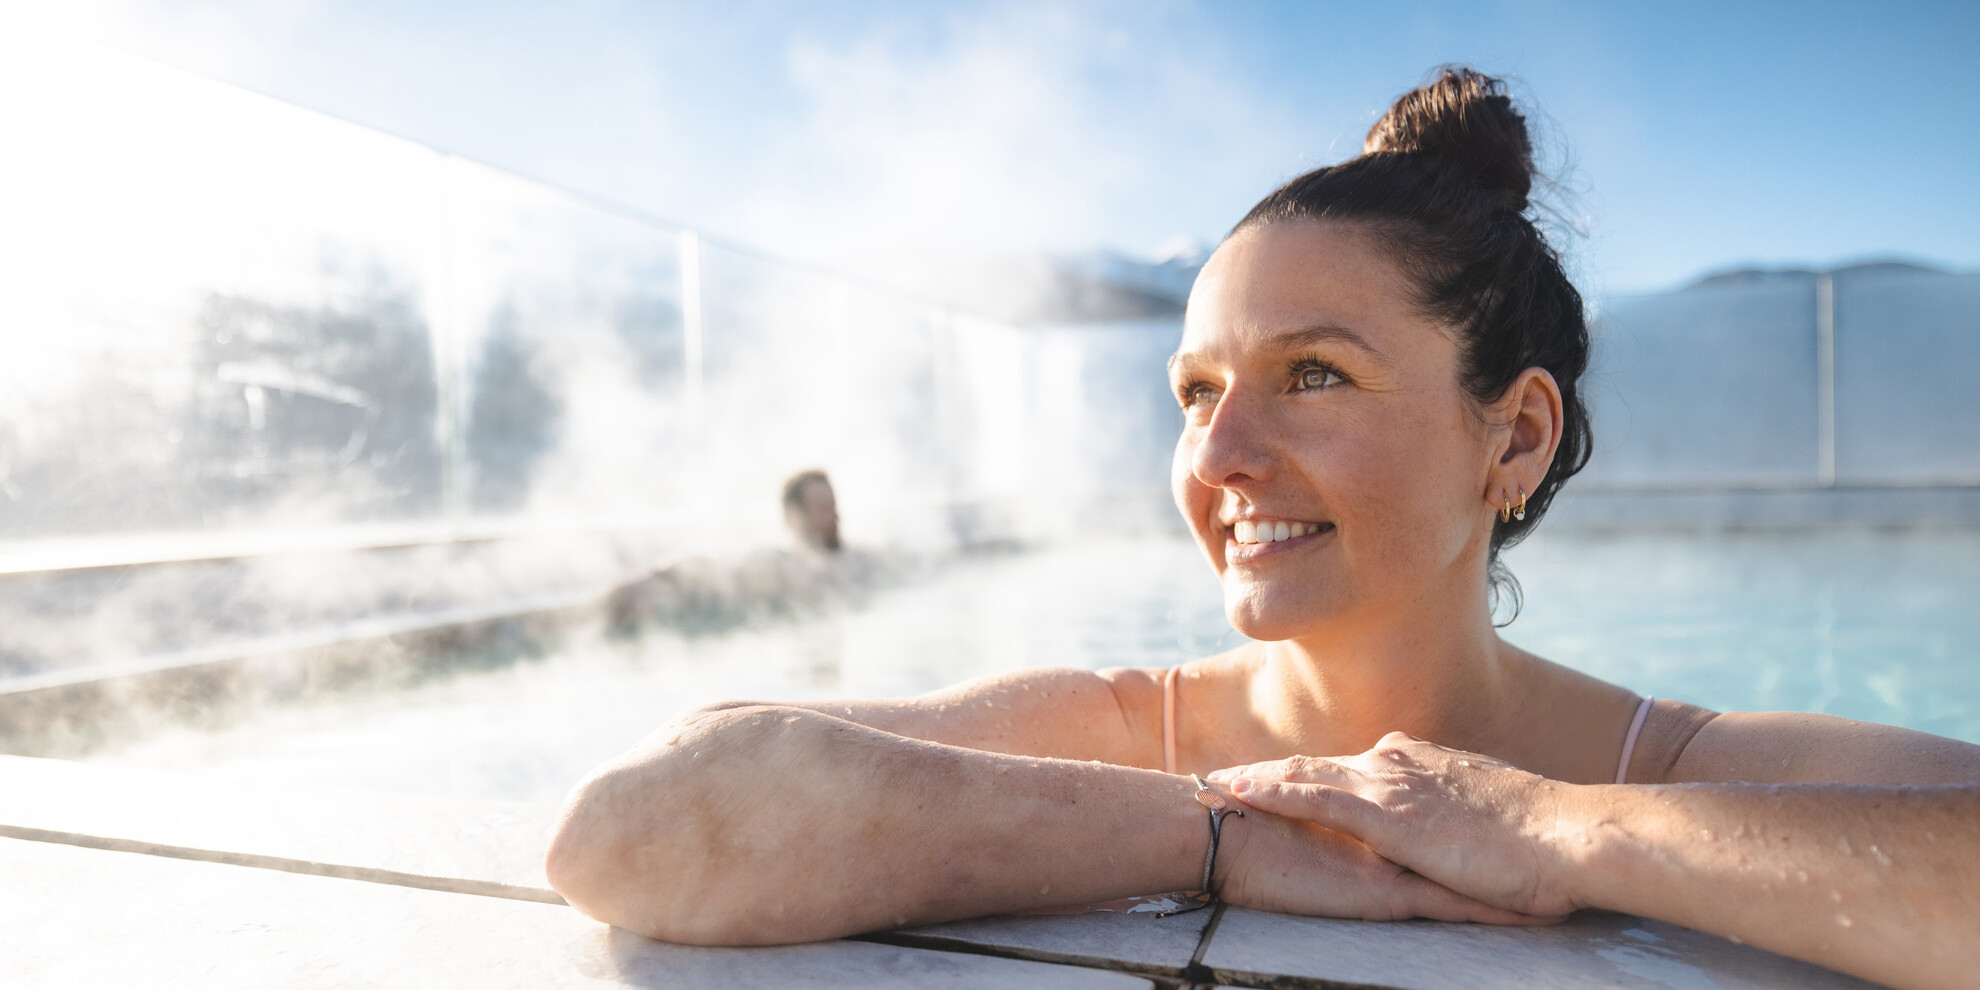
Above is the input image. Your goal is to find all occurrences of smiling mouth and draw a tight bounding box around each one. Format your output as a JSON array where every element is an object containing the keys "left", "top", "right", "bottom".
[{"left": 1228, "top": 519, "right": 1333, "bottom": 545}]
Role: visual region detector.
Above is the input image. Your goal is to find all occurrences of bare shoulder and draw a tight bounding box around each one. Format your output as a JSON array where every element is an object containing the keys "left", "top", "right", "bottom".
[{"left": 1663, "top": 707, "right": 1980, "bottom": 785}]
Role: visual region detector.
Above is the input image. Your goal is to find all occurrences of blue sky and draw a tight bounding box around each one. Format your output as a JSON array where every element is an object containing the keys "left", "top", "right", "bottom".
[{"left": 51, "top": 0, "right": 1980, "bottom": 296}]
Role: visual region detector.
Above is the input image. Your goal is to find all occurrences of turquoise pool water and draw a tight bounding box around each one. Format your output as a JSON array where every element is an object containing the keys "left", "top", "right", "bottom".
[
  {"left": 91, "top": 528, "right": 1980, "bottom": 802},
  {"left": 1504, "top": 529, "right": 1980, "bottom": 742}
]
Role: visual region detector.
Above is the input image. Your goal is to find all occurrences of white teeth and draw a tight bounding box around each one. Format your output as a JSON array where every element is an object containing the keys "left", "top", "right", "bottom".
[{"left": 1231, "top": 520, "right": 1327, "bottom": 545}]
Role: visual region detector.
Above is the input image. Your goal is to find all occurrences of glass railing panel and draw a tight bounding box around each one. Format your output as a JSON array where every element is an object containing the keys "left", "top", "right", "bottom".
[
  {"left": 693, "top": 242, "right": 855, "bottom": 532},
  {"left": 0, "top": 37, "right": 448, "bottom": 543},
  {"left": 1585, "top": 282, "right": 1819, "bottom": 488},
  {"left": 441, "top": 160, "right": 690, "bottom": 521},
  {"left": 1834, "top": 271, "right": 1980, "bottom": 485},
  {"left": 831, "top": 284, "right": 957, "bottom": 544}
]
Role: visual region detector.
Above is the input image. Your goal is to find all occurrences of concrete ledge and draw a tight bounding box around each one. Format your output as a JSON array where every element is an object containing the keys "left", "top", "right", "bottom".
[
  {"left": 0, "top": 594, "right": 596, "bottom": 756},
  {"left": 1202, "top": 906, "right": 1884, "bottom": 990},
  {"left": 0, "top": 837, "right": 1153, "bottom": 989}
]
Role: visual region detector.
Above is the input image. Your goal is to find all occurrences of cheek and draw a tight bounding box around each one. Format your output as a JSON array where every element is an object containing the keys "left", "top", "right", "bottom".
[{"left": 1324, "top": 407, "right": 1486, "bottom": 561}]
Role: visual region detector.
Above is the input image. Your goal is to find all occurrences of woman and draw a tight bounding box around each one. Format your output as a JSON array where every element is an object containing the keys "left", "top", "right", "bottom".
[{"left": 546, "top": 68, "right": 1980, "bottom": 990}]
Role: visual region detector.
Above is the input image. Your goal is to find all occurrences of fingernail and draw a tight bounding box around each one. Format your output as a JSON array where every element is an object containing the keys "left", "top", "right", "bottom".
[
  {"left": 1231, "top": 776, "right": 1253, "bottom": 795},
  {"left": 1206, "top": 768, "right": 1231, "bottom": 782}
]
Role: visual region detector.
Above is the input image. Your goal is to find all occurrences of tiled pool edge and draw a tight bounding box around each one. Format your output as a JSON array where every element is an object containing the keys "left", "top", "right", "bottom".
[
  {"left": 2, "top": 820, "right": 1213, "bottom": 985},
  {"left": 0, "top": 835, "right": 1158, "bottom": 989}
]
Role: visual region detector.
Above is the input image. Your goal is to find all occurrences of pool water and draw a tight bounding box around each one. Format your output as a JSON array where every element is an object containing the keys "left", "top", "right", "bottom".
[
  {"left": 1505, "top": 528, "right": 1980, "bottom": 743},
  {"left": 89, "top": 529, "right": 1980, "bottom": 803}
]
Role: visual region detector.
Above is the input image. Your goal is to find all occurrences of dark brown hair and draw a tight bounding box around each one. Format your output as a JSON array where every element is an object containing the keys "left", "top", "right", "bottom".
[{"left": 1233, "top": 66, "right": 1592, "bottom": 617}]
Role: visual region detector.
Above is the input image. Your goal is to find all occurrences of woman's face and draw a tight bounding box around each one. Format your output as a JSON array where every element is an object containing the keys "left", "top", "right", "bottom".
[{"left": 1171, "top": 220, "right": 1498, "bottom": 642}]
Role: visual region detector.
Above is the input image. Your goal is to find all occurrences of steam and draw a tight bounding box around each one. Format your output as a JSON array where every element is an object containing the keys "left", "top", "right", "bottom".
[
  {"left": 733, "top": 1, "right": 1296, "bottom": 289},
  {"left": 0, "top": 26, "right": 1191, "bottom": 731}
]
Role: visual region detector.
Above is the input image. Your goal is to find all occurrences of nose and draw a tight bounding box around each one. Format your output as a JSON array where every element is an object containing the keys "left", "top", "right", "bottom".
[{"left": 1189, "top": 385, "right": 1275, "bottom": 491}]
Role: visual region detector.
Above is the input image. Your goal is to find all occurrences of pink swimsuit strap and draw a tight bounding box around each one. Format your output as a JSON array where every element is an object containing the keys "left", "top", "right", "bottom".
[
  {"left": 1616, "top": 695, "right": 1655, "bottom": 784},
  {"left": 1162, "top": 665, "right": 1181, "bottom": 775}
]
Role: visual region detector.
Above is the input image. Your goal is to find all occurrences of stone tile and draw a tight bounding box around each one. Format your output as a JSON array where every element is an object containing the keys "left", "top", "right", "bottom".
[
  {"left": 0, "top": 836, "right": 1153, "bottom": 989},
  {"left": 0, "top": 755, "right": 556, "bottom": 898},
  {"left": 1201, "top": 908, "right": 1886, "bottom": 990},
  {"left": 891, "top": 906, "right": 1211, "bottom": 974}
]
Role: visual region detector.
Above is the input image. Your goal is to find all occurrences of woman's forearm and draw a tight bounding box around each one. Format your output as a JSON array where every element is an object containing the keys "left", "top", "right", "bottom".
[
  {"left": 546, "top": 705, "right": 1208, "bottom": 944},
  {"left": 1569, "top": 783, "right": 1980, "bottom": 990}
]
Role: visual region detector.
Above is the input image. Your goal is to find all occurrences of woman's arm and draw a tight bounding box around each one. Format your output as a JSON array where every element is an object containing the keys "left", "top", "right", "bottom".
[
  {"left": 545, "top": 680, "right": 1547, "bottom": 944},
  {"left": 1573, "top": 781, "right": 1979, "bottom": 990},
  {"left": 546, "top": 704, "right": 1211, "bottom": 944},
  {"left": 1216, "top": 730, "right": 1980, "bottom": 990}
]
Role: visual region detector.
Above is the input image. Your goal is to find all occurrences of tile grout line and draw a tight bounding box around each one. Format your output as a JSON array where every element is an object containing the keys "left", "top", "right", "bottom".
[
  {"left": 1174, "top": 903, "right": 1226, "bottom": 987},
  {"left": 0, "top": 824, "right": 566, "bottom": 905},
  {"left": 1182, "top": 908, "right": 1407, "bottom": 990}
]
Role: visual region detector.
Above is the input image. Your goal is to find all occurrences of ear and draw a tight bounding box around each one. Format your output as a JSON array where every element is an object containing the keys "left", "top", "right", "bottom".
[{"left": 1485, "top": 367, "right": 1563, "bottom": 508}]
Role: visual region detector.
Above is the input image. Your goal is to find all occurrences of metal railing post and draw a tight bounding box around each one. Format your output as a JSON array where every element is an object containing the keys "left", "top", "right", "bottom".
[{"left": 1816, "top": 272, "right": 1837, "bottom": 487}]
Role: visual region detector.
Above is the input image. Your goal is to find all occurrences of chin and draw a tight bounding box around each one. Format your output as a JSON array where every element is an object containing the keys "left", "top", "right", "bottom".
[{"left": 1222, "top": 585, "right": 1341, "bottom": 643}]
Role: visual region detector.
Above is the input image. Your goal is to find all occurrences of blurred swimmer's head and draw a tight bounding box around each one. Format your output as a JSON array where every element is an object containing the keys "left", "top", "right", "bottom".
[{"left": 782, "top": 469, "right": 842, "bottom": 553}]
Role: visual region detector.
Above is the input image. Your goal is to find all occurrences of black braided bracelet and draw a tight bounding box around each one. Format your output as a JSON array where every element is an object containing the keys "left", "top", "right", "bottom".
[{"left": 1156, "top": 774, "right": 1243, "bottom": 917}]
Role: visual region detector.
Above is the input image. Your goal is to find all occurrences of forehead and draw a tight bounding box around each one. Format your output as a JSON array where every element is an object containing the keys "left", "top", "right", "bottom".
[{"left": 1178, "top": 220, "right": 1438, "bottom": 361}]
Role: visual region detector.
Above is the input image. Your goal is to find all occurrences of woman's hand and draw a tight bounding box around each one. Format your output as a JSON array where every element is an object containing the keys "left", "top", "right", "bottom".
[
  {"left": 1211, "top": 732, "right": 1587, "bottom": 918},
  {"left": 1211, "top": 786, "right": 1565, "bottom": 926}
]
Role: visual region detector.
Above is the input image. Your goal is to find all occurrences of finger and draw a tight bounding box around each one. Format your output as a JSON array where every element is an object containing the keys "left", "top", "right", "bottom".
[
  {"left": 1229, "top": 780, "right": 1391, "bottom": 843},
  {"left": 1229, "top": 755, "right": 1361, "bottom": 785},
  {"left": 1209, "top": 759, "right": 1303, "bottom": 782},
  {"left": 1389, "top": 872, "right": 1566, "bottom": 927}
]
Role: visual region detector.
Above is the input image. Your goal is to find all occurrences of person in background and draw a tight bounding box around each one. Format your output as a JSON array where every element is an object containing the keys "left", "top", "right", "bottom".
[
  {"left": 606, "top": 469, "right": 862, "bottom": 630},
  {"left": 781, "top": 469, "right": 842, "bottom": 555}
]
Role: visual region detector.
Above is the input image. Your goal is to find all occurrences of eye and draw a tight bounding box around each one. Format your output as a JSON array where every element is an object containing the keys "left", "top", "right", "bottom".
[
  {"left": 1292, "top": 360, "right": 1346, "bottom": 392},
  {"left": 1178, "top": 381, "right": 1220, "bottom": 409}
]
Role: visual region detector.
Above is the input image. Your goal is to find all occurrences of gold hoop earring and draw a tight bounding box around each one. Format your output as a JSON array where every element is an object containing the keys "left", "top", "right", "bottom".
[
  {"left": 1499, "top": 494, "right": 1512, "bottom": 524},
  {"left": 1514, "top": 487, "right": 1528, "bottom": 522}
]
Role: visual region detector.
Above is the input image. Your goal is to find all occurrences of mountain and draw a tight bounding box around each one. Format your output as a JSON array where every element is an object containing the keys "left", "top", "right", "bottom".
[{"left": 1685, "top": 259, "right": 1948, "bottom": 292}]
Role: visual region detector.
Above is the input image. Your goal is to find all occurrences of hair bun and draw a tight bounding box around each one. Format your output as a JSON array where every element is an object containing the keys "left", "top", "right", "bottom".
[{"left": 1362, "top": 66, "right": 1534, "bottom": 212}]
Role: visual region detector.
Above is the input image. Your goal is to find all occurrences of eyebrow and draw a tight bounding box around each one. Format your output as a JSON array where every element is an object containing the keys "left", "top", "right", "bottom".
[
  {"left": 1269, "top": 323, "right": 1385, "bottom": 357},
  {"left": 1167, "top": 323, "right": 1385, "bottom": 372}
]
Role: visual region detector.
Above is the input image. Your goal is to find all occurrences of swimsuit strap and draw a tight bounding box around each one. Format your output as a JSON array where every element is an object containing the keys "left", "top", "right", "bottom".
[
  {"left": 1163, "top": 665, "right": 1181, "bottom": 775},
  {"left": 1616, "top": 695, "right": 1655, "bottom": 784}
]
